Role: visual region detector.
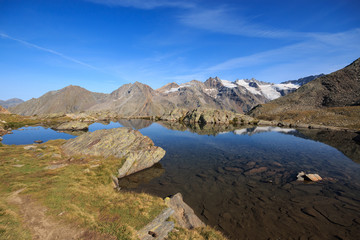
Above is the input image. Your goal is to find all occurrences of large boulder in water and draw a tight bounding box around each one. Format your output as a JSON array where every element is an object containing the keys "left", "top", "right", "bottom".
[{"left": 62, "top": 128, "right": 166, "bottom": 178}]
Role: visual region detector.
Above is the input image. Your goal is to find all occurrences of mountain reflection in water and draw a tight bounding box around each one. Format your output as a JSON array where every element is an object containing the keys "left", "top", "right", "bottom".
[
  {"left": 2, "top": 120, "right": 360, "bottom": 239},
  {"left": 127, "top": 121, "right": 360, "bottom": 240}
]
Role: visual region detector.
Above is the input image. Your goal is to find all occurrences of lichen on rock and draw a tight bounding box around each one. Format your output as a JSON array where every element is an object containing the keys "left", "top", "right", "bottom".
[{"left": 62, "top": 128, "right": 166, "bottom": 178}]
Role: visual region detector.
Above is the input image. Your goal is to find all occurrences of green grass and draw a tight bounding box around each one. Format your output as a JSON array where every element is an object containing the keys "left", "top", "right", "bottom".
[
  {"left": 0, "top": 113, "right": 73, "bottom": 130},
  {"left": 168, "top": 225, "right": 227, "bottom": 240},
  {"left": 253, "top": 105, "right": 360, "bottom": 130},
  {"left": 0, "top": 140, "right": 166, "bottom": 239},
  {"left": 0, "top": 200, "right": 32, "bottom": 240},
  {"left": 0, "top": 139, "right": 227, "bottom": 240}
]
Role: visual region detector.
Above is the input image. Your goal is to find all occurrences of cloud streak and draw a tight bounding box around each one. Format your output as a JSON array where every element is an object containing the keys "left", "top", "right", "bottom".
[
  {"left": 0, "top": 33, "right": 98, "bottom": 70},
  {"left": 179, "top": 7, "right": 311, "bottom": 39},
  {"left": 86, "top": 0, "right": 195, "bottom": 9},
  {"left": 168, "top": 28, "right": 360, "bottom": 83}
]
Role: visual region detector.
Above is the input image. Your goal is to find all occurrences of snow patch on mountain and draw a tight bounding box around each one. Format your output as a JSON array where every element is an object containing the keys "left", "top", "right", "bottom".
[
  {"left": 164, "top": 84, "right": 191, "bottom": 93},
  {"left": 220, "top": 79, "right": 237, "bottom": 88}
]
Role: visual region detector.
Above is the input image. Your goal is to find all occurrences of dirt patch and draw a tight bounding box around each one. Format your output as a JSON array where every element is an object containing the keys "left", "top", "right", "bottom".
[{"left": 7, "top": 189, "right": 115, "bottom": 240}]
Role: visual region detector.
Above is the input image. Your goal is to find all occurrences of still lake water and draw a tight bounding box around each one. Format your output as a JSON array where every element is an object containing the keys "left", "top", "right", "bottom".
[{"left": 2, "top": 120, "right": 360, "bottom": 239}]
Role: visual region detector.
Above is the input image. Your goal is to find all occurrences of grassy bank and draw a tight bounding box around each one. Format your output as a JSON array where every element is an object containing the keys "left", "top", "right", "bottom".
[
  {"left": 251, "top": 105, "right": 360, "bottom": 130},
  {"left": 0, "top": 140, "right": 225, "bottom": 239},
  {"left": 0, "top": 113, "right": 73, "bottom": 131}
]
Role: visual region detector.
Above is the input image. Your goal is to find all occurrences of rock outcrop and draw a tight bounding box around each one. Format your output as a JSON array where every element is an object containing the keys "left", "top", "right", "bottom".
[
  {"left": 165, "top": 193, "right": 205, "bottom": 229},
  {"left": 137, "top": 208, "right": 174, "bottom": 240},
  {"left": 0, "top": 106, "right": 11, "bottom": 114},
  {"left": 161, "top": 108, "right": 255, "bottom": 124},
  {"left": 62, "top": 128, "right": 166, "bottom": 178},
  {"left": 10, "top": 85, "right": 107, "bottom": 116},
  {"left": 10, "top": 74, "right": 314, "bottom": 117},
  {"left": 250, "top": 58, "right": 360, "bottom": 116},
  {"left": 55, "top": 121, "right": 89, "bottom": 131}
]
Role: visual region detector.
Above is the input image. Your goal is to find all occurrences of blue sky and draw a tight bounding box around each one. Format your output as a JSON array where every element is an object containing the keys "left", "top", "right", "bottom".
[{"left": 1, "top": 0, "right": 360, "bottom": 100}]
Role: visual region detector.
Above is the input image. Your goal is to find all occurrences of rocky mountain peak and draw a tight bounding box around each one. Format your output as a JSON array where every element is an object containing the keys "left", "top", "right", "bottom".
[
  {"left": 204, "top": 77, "right": 223, "bottom": 88},
  {"left": 156, "top": 82, "right": 180, "bottom": 94}
]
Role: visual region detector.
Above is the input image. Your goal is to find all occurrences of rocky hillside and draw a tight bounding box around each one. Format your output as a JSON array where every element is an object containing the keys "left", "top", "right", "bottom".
[
  {"left": 0, "top": 98, "right": 24, "bottom": 109},
  {"left": 281, "top": 74, "right": 324, "bottom": 86},
  {"left": 89, "top": 82, "right": 175, "bottom": 116},
  {"left": 250, "top": 58, "right": 360, "bottom": 129},
  {"left": 10, "top": 85, "right": 107, "bottom": 115},
  {"left": 0, "top": 105, "right": 11, "bottom": 114}
]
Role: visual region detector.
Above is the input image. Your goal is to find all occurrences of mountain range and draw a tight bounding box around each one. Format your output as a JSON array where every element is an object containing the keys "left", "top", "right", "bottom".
[
  {"left": 0, "top": 98, "right": 24, "bottom": 109},
  {"left": 9, "top": 75, "right": 322, "bottom": 116}
]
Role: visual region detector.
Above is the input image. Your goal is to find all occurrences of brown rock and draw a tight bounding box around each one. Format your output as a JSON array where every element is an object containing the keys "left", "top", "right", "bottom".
[
  {"left": 247, "top": 167, "right": 268, "bottom": 174},
  {"left": 305, "top": 173, "right": 322, "bottom": 182},
  {"left": 0, "top": 105, "right": 11, "bottom": 114}
]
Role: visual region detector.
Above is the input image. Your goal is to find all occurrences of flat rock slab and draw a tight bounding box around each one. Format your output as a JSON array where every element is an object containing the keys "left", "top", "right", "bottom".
[
  {"left": 62, "top": 128, "right": 166, "bottom": 178},
  {"left": 305, "top": 173, "right": 322, "bottom": 182},
  {"left": 137, "top": 208, "right": 174, "bottom": 240},
  {"left": 24, "top": 145, "right": 37, "bottom": 150},
  {"left": 13, "top": 164, "right": 24, "bottom": 168},
  {"left": 45, "top": 163, "right": 67, "bottom": 170}
]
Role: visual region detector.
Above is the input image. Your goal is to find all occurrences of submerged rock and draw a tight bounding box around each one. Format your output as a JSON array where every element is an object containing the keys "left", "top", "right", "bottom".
[
  {"left": 62, "top": 128, "right": 166, "bottom": 178},
  {"left": 305, "top": 173, "right": 322, "bottom": 182},
  {"left": 353, "top": 134, "right": 360, "bottom": 144},
  {"left": 297, "top": 171, "right": 305, "bottom": 181},
  {"left": 297, "top": 171, "right": 322, "bottom": 182},
  {"left": 55, "top": 121, "right": 89, "bottom": 131}
]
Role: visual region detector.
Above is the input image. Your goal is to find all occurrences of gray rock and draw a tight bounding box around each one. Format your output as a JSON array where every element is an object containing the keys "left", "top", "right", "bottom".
[
  {"left": 45, "top": 163, "right": 67, "bottom": 170},
  {"left": 24, "top": 145, "right": 37, "bottom": 150},
  {"left": 13, "top": 164, "right": 24, "bottom": 168},
  {"left": 163, "top": 108, "right": 256, "bottom": 125},
  {"left": 62, "top": 128, "right": 166, "bottom": 178},
  {"left": 55, "top": 121, "right": 89, "bottom": 131},
  {"left": 137, "top": 208, "right": 174, "bottom": 240},
  {"left": 297, "top": 171, "right": 305, "bottom": 181},
  {"left": 165, "top": 193, "right": 205, "bottom": 229}
]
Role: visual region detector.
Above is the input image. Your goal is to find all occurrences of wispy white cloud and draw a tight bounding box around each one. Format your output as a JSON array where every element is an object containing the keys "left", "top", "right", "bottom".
[
  {"left": 0, "top": 33, "right": 98, "bottom": 70},
  {"left": 208, "top": 29, "right": 360, "bottom": 72},
  {"left": 178, "top": 7, "right": 310, "bottom": 39},
  {"left": 169, "top": 28, "right": 360, "bottom": 83},
  {"left": 85, "top": 0, "right": 195, "bottom": 9}
]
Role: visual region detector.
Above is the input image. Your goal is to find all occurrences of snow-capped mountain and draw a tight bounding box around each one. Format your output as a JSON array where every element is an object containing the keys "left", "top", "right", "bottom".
[
  {"left": 12, "top": 74, "right": 321, "bottom": 116},
  {"left": 232, "top": 78, "right": 300, "bottom": 100}
]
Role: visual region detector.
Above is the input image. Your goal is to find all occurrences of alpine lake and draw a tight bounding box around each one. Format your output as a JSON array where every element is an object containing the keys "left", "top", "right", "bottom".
[{"left": 2, "top": 119, "right": 360, "bottom": 240}]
